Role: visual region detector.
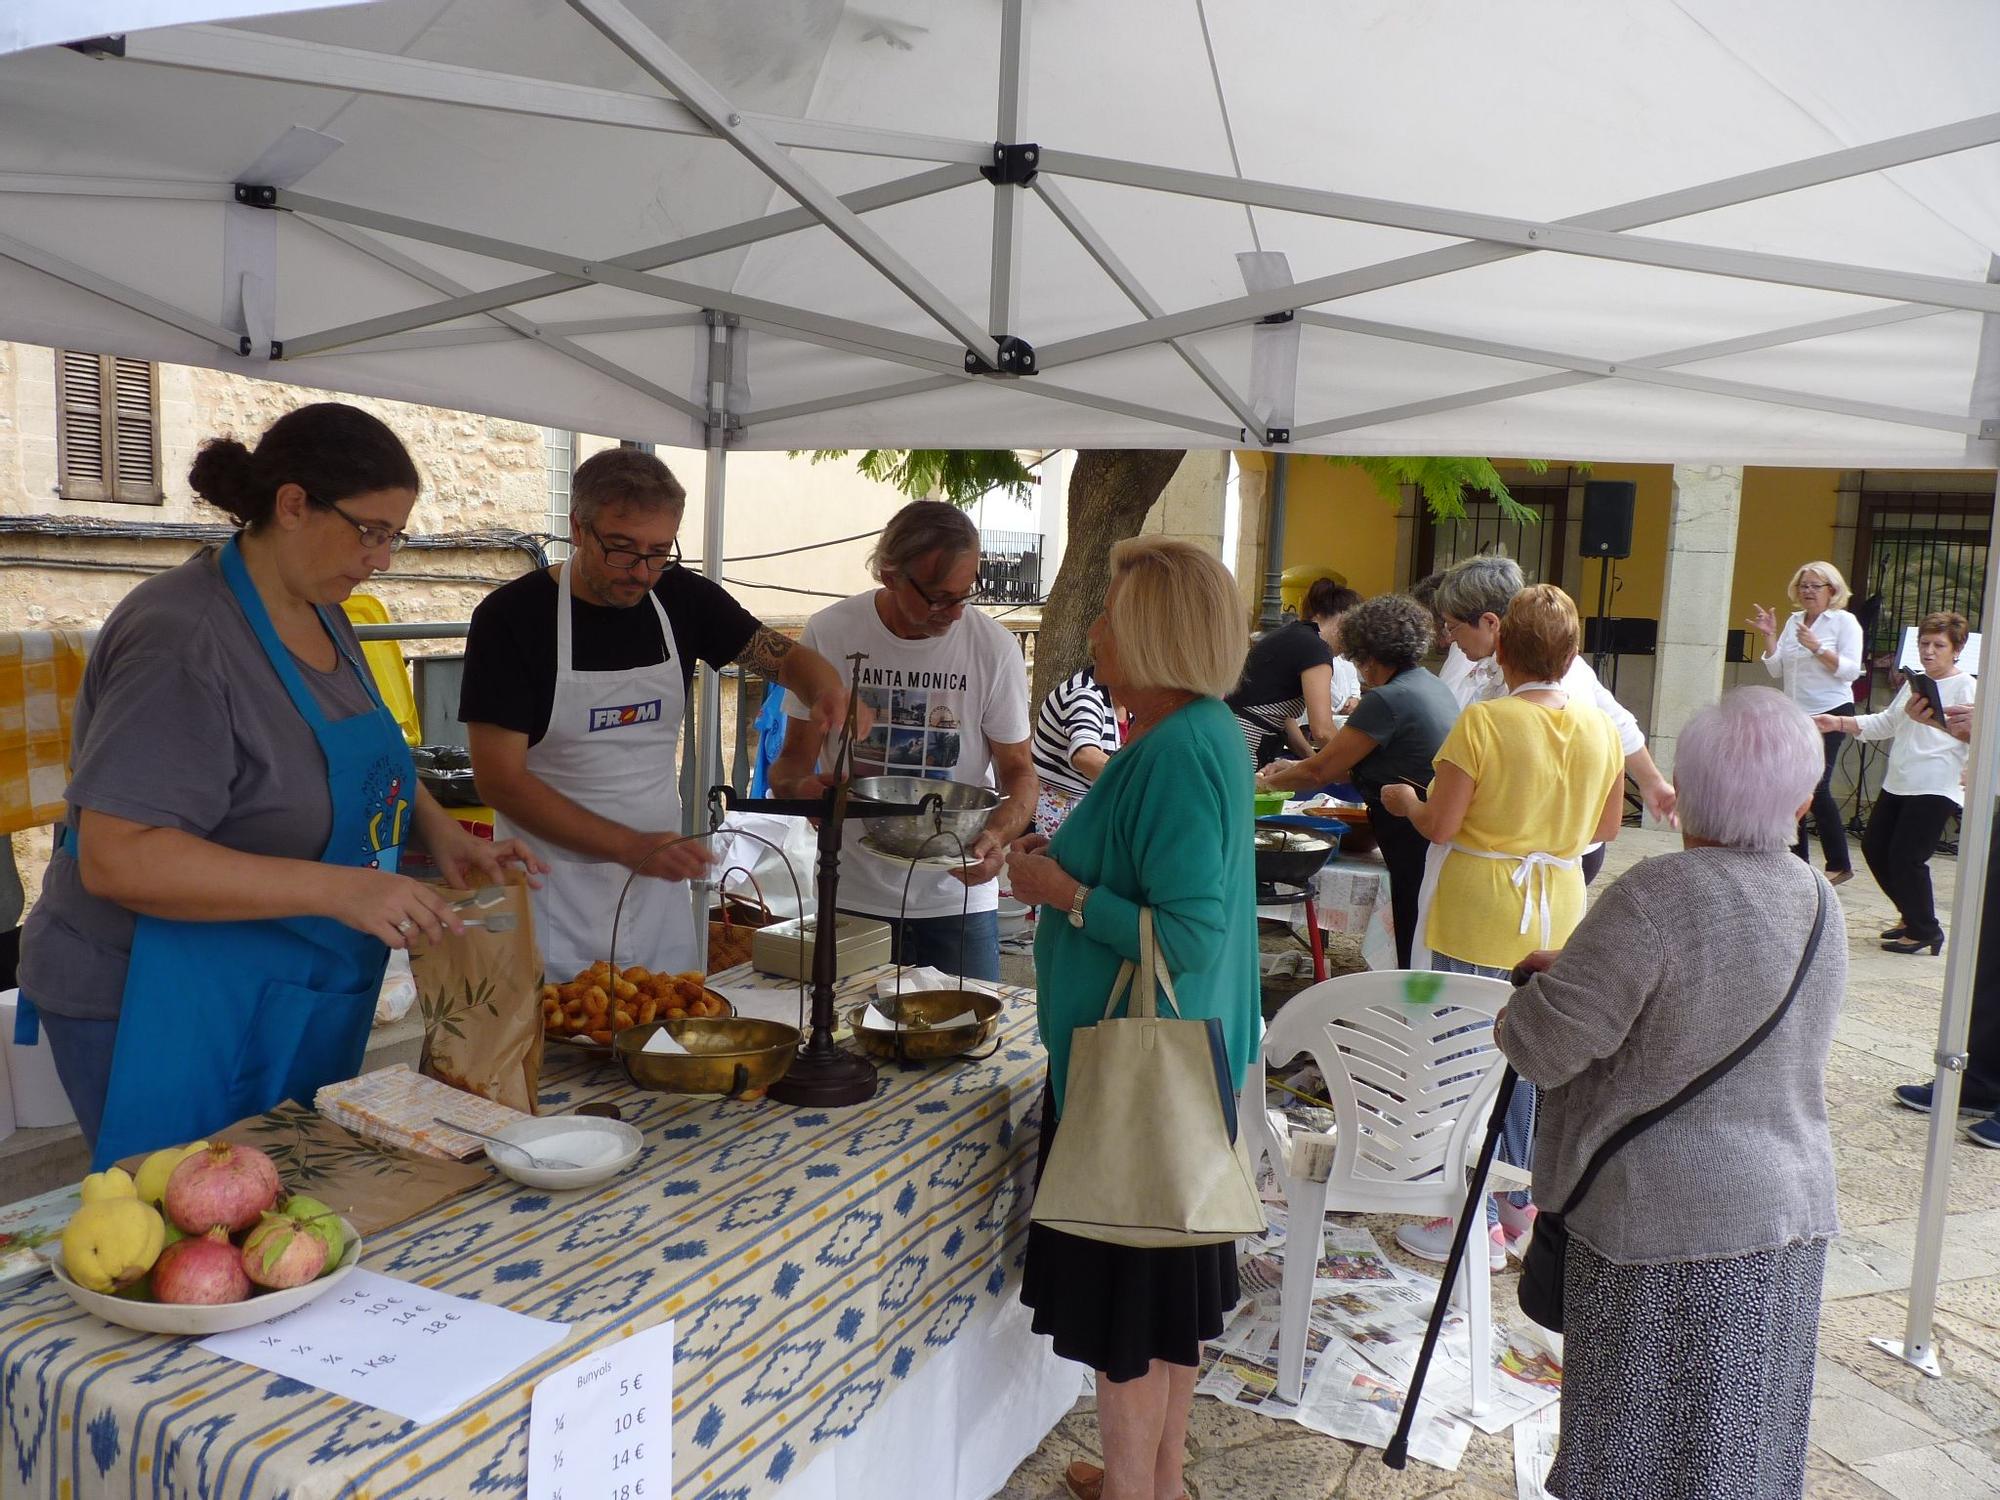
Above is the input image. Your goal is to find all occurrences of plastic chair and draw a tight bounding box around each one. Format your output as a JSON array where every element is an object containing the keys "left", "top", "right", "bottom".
[
  {"left": 340, "top": 594, "right": 423, "bottom": 748},
  {"left": 1239, "top": 969, "right": 1517, "bottom": 1408}
]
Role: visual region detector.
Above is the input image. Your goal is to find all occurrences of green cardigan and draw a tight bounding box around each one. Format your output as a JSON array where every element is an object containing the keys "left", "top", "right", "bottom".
[{"left": 1033, "top": 695, "right": 1261, "bottom": 1115}]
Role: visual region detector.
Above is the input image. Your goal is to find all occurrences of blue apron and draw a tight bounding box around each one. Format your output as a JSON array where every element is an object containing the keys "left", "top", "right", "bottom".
[{"left": 77, "top": 538, "right": 413, "bottom": 1168}]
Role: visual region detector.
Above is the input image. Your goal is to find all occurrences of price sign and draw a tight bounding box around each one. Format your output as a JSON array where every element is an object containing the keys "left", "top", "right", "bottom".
[
  {"left": 529, "top": 1321, "right": 674, "bottom": 1500},
  {"left": 199, "top": 1269, "right": 569, "bottom": 1425}
]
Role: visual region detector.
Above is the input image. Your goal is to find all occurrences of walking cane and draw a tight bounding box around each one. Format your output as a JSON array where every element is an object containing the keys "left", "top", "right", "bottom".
[{"left": 1383, "top": 1062, "right": 1520, "bottom": 1469}]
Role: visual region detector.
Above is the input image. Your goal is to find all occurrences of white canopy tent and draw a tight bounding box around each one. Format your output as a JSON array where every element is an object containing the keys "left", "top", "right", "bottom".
[{"left": 3, "top": 0, "right": 1999, "bottom": 1382}]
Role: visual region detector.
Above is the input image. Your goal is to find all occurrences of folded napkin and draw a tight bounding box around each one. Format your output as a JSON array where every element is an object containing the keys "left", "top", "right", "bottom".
[{"left": 859, "top": 1001, "right": 980, "bottom": 1033}]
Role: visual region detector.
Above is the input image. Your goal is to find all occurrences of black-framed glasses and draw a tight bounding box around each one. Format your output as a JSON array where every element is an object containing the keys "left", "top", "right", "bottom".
[
  {"left": 904, "top": 572, "right": 977, "bottom": 611},
  {"left": 588, "top": 523, "right": 682, "bottom": 574},
  {"left": 309, "top": 493, "right": 408, "bottom": 552}
]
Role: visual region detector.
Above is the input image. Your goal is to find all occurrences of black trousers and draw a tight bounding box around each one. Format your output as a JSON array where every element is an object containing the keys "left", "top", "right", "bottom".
[
  {"left": 1796, "top": 702, "right": 1855, "bottom": 872},
  {"left": 1367, "top": 796, "right": 1429, "bottom": 970},
  {"left": 1862, "top": 789, "right": 1957, "bottom": 940},
  {"left": 1964, "top": 814, "right": 2000, "bottom": 1110}
]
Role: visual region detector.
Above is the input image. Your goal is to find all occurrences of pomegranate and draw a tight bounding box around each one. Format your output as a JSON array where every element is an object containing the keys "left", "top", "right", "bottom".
[
  {"left": 240, "top": 1214, "right": 328, "bottom": 1290},
  {"left": 152, "top": 1229, "right": 251, "bottom": 1305},
  {"left": 163, "top": 1144, "right": 279, "bottom": 1235}
]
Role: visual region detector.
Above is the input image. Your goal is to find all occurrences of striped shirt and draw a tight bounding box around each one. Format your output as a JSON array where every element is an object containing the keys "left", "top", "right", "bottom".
[{"left": 1032, "top": 668, "right": 1120, "bottom": 796}]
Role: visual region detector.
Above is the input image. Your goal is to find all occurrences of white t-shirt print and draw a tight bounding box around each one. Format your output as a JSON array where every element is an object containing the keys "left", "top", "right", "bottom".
[{"left": 785, "top": 591, "right": 1031, "bottom": 916}]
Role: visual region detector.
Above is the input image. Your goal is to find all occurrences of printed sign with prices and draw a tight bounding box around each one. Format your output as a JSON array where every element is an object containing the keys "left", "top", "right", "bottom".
[
  {"left": 529, "top": 1321, "right": 675, "bottom": 1500},
  {"left": 198, "top": 1268, "right": 570, "bottom": 1424}
]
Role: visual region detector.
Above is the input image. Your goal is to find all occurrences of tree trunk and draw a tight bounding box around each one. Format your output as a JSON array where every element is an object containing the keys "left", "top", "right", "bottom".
[{"left": 1031, "top": 450, "right": 1187, "bottom": 704}]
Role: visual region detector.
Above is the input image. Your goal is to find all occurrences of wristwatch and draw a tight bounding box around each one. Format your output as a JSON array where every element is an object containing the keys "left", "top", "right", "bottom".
[{"left": 1067, "top": 884, "right": 1091, "bottom": 929}]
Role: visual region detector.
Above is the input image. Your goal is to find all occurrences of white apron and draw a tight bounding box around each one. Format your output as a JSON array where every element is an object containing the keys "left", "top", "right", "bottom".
[
  {"left": 497, "top": 563, "right": 695, "bottom": 980},
  {"left": 1408, "top": 681, "right": 1582, "bottom": 971}
]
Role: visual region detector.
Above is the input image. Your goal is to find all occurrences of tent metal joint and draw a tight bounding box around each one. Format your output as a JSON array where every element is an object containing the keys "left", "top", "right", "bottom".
[
  {"left": 1266, "top": 427, "right": 1291, "bottom": 445},
  {"left": 1936, "top": 1049, "right": 1968, "bottom": 1072},
  {"left": 62, "top": 35, "right": 125, "bottom": 59},
  {"left": 1259, "top": 309, "right": 1295, "bottom": 325},
  {"left": 1981, "top": 419, "right": 2000, "bottom": 439},
  {"left": 965, "top": 336, "right": 1036, "bottom": 376},
  {"left": 980, "top": 142, "right": 1041, "bottom": 188},
  {"left": 233, "top": 184, "right": 278, "bottom": 210}
]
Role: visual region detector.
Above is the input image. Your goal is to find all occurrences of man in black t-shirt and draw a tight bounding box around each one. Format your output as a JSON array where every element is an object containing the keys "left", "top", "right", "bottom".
[{"left": 460, "top": 449, "right": 850, "bottom": 977}]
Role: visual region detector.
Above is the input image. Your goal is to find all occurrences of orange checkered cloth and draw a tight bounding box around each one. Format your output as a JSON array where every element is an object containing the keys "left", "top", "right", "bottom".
[{"left": 0, "top": 629, "right": 90, "bottom": 836}]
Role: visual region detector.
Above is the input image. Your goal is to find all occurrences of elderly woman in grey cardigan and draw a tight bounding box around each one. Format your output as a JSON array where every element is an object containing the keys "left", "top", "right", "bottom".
[{"left": 1498, "top": 686, "right": 1843, "bottom": 1500}]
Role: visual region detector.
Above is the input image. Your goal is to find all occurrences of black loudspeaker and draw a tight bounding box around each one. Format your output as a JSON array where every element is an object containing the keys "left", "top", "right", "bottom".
[
  {"left": 1580, "top": 480, "right": 1637, "bottom": 559},
  {"left": 1583, "top": 617, "right": 1658, "bottom": 657}
]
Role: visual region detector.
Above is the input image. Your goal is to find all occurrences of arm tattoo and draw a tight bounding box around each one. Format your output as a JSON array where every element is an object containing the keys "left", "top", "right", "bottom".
[{"left": 737, "top": 625, "right": 798, "bottom": 679}]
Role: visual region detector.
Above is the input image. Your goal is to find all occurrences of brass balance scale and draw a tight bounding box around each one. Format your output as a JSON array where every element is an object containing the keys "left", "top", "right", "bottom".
[{"left": 707, "top": 653, "right": 1002, "bottom": 1107}]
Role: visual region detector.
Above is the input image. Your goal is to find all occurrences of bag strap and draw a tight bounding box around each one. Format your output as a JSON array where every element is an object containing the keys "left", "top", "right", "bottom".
[
  {"left": 1098, "top": 908, "right": 1184, "bottom": 1022},
  {"left": 1556, "top": 879, "right": 1829, "bottom": 1217}
]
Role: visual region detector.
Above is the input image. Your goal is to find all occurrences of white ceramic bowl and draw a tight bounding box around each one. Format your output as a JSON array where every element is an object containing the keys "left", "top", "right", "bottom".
[
  {"left": 481, "top": 1114, "right": 643, "bottom": 1190},
  {"left": 47, "top": 1216, "right": 362, "bottom": 1335}
]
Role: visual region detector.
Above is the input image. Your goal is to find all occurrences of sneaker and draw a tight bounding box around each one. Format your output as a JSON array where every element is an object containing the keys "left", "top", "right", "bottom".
[
  {"left": 1395, "top": 1216, "right": 1507, "bottom": 1271},
  {"left": 1965, "top": 1115, "right": 2000, "bottom": 1150},
  {"left": 1894, "top": 1082, "right": 1996, "bottom": 1117}
]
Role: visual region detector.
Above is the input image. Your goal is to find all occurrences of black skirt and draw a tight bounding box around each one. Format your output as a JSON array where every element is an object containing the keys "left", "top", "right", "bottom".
[{"left": 1019, "top": 1077, "right": 1241, "bottom": 1382}]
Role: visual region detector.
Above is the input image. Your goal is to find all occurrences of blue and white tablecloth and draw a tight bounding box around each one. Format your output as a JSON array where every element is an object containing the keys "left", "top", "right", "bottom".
[{"left": 0, "top": 968, "right": 1051, "bottom": 1500}]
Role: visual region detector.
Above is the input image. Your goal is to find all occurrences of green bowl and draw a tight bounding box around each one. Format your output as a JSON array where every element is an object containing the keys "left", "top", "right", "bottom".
[{"left": 1252, "top": 790, "right": 1289, "bottom": 818}]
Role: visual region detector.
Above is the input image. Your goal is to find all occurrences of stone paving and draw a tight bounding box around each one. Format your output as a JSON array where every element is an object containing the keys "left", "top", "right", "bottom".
[{"left": 995, "top": 828, "right": 2000, "bottom": 1500}]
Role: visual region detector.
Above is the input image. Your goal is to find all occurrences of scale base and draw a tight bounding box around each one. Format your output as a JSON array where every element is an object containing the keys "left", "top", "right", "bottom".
[
  {"left": 768, "top": 1046, "right": 879, "bottom": 1107},
  {"left": 1870, "top": 1335, "right": 1944, "bottom": 1378}
]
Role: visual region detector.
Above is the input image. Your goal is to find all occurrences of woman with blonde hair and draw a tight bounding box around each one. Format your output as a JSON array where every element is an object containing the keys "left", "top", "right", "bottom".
[
  {"left": 1006, "top": 537, "right": 1258, "bottom": 1500},
  {"left": 1380, "top": 584, "right": 1624, "bottom": 1269},
  {"left": 1749, "top": 560, "right": 1864, "bottom": 881}
]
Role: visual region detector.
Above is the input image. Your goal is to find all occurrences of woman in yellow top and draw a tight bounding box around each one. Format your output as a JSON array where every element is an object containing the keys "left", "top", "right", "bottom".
[{"left": 1380, "top": 584, "right": 1624, "bottom": 1268}]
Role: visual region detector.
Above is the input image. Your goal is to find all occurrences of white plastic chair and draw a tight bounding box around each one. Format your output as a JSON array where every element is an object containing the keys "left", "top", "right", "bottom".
[{"left": 1239, "top": 969, "right": 1519, "bottom": 1409}]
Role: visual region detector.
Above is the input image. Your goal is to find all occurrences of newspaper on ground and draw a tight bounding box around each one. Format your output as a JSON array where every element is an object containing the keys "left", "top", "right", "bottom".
[
  {"left": 1357, "top": 1308, "right": 1563, "bottom": 1435},
  {"left": 1315, "top": 1225, "right": 1399, "bottom": 1285},
  {"left": 1513, "top": 1401, "right": 1560, "bottom": 1500}
]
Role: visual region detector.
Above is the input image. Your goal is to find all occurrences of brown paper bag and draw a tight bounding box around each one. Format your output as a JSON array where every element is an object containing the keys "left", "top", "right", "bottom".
[
  {"left": 707, "top": 865, "right": 778, "bottom": 974},
  {"left": 409, "top": 869, "right": 545, "bottom": 1114}
]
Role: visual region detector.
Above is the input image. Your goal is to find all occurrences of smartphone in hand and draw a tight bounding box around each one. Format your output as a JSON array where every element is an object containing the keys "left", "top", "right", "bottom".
[{"left": 1904, "top": 668, "right": 1947, "bottom": 725}]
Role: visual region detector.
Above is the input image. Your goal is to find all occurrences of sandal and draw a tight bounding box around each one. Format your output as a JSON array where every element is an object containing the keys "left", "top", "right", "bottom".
[{"left": 1063, "top": 1460, "right": 1198, "bottom": 1500}]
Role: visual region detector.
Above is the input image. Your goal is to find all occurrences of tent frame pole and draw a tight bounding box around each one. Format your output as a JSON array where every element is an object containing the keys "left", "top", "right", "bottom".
[
  {"left": 0, "top": 227, "right": 245, "bottom": 354},
  {"left": 987, "top": 0, "right": 1030, "bottom": 339},
  {"left": 690, "top": 310, "right": 736, "bottom": 969},
  {"left": 566, "top": 0, "right": 995, "bottom": 359}
]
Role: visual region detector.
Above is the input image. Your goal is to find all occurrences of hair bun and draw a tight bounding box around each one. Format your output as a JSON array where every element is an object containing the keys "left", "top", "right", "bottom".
[{"left": 187, "top": 437, "right": 260, "bottom": 524}]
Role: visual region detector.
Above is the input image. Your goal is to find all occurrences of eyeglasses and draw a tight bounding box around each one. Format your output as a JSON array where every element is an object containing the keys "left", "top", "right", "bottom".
[
  {"left": 309, "top": 493, "right": 408, "bottom": 552},
  {"left": 903, "top": 572, "right": 977, "bottom": 612},
  {"left": 588, "top": 524, "right": 682, "bottom": 574}
]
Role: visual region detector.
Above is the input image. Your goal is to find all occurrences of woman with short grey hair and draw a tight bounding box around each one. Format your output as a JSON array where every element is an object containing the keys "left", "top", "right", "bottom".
[{"left": 1499, "top": 686, "right": 1844, "bottom": 1500}]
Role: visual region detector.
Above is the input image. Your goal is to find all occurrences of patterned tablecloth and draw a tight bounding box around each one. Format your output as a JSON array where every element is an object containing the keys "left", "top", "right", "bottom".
[{"left": 0, "top": 966, "right": 1051, "bottom": 1500}]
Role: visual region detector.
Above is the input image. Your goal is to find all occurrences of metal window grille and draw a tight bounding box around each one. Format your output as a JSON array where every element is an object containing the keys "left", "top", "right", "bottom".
[
  {"left": 1412, "top": 484, "right": 1569, "bottom": 586},
  {"left": 977, "top": 528, "right": 1043, "bottom": 601},
  {"left": 56, "top": 351, "right": 162, "bottom": 504},
  {"left": 543, "top": 428, "right": 574, "bottom": 559}
]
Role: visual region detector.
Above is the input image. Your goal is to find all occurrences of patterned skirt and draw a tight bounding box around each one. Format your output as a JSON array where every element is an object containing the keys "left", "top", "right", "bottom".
[{"left": 1549, "top": 1236, "right": 1828, "bottom": 1500}]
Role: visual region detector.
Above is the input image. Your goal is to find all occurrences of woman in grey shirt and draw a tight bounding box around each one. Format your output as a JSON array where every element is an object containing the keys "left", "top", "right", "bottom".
[{"left": 1499, "top": 686, "right": 1843, "bottom": 1500}]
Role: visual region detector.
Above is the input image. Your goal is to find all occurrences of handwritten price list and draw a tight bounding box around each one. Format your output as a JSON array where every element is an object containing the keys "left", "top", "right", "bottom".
[
  {"left": 200, "top": 1267, "right": 569, "bottom": 1425},
  {"left": 529, "top": 1321, "right": 675, "bottom": 1500}
]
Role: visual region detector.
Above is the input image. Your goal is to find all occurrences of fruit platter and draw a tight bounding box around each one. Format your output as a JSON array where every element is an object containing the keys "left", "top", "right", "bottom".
[
  {"left": 540, "top": 962, "right": 734, "bottom": 1050},
  {"left": 46, "top": 1140, "right": 361, "bottom": 1335}
]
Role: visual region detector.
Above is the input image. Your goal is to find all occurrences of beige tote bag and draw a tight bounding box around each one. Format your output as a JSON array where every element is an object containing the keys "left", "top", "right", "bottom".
[{"left": 1030, "top": 908, "right": 1266, "bottom": 1249}]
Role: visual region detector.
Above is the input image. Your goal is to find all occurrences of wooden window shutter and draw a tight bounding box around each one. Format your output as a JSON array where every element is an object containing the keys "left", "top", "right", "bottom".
[{"left": 56, "top": 351, "right": 162, "bottom": 504}]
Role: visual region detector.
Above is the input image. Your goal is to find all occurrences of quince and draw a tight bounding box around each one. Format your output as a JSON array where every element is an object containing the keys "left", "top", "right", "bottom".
[
  {"left": 79, "top": 1167, "right": 138, "bottom": 1204},
  {"left": 133, "top": 1141, "right": 209, "bottom": 1206},
  {"left": 280, "top": 1194, "right": 350, "bottom": 1264},
  {"left": 61, "top": 1199, "right": 166, "bottom": 1294}
]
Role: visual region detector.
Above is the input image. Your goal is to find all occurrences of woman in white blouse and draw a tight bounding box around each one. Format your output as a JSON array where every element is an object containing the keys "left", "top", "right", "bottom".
[
  {"left": 1749, "top": 560, "right": 1865, "bottom": 882},
  {"left": 1817, "top": 611, "right": 1975, "bottom": 955}
]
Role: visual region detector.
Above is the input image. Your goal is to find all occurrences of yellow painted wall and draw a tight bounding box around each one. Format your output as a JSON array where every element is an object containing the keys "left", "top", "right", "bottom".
[
  {"left": 1732, "top": 469, "right": 1842, "bottom": 623},
  {"left": 1259, "top": 455, "right": 1405, "bottom": 598}
]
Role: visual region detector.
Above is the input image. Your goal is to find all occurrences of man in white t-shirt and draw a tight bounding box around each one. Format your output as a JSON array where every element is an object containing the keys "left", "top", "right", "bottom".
[{"left": 770, "top": 501, "right": 1036, "bottom": 979}]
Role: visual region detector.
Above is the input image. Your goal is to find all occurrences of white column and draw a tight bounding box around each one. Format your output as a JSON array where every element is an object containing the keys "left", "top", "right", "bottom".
[{"left": 1649, "top": 464, "right": 1744, "bottom": 792}]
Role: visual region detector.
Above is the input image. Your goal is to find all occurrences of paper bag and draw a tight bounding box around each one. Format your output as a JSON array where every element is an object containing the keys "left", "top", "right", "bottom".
[{"left": 409, "top": 870, "right": 544, "bottom": 1114}]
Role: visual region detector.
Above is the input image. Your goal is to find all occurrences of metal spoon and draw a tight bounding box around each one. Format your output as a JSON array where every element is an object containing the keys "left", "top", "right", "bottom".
[{"left": 432, "top": 1117, "right": 583, "bottom": 1171}]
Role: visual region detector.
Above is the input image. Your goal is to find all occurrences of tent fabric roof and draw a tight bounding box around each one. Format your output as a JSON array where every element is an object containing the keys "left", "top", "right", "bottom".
[{"left": 2, "top": 0, "right": 1997, "bottom": 464}]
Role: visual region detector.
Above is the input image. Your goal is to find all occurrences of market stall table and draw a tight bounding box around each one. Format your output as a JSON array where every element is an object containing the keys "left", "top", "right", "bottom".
[{"left": 0, "top": 967, "right": 1077, "bottom": 1500}]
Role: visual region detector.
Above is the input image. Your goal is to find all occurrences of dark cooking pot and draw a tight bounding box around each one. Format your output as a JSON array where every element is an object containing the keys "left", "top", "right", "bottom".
[{"left": 1253, "top": 818, "right": 1337, "bottom": 887}]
